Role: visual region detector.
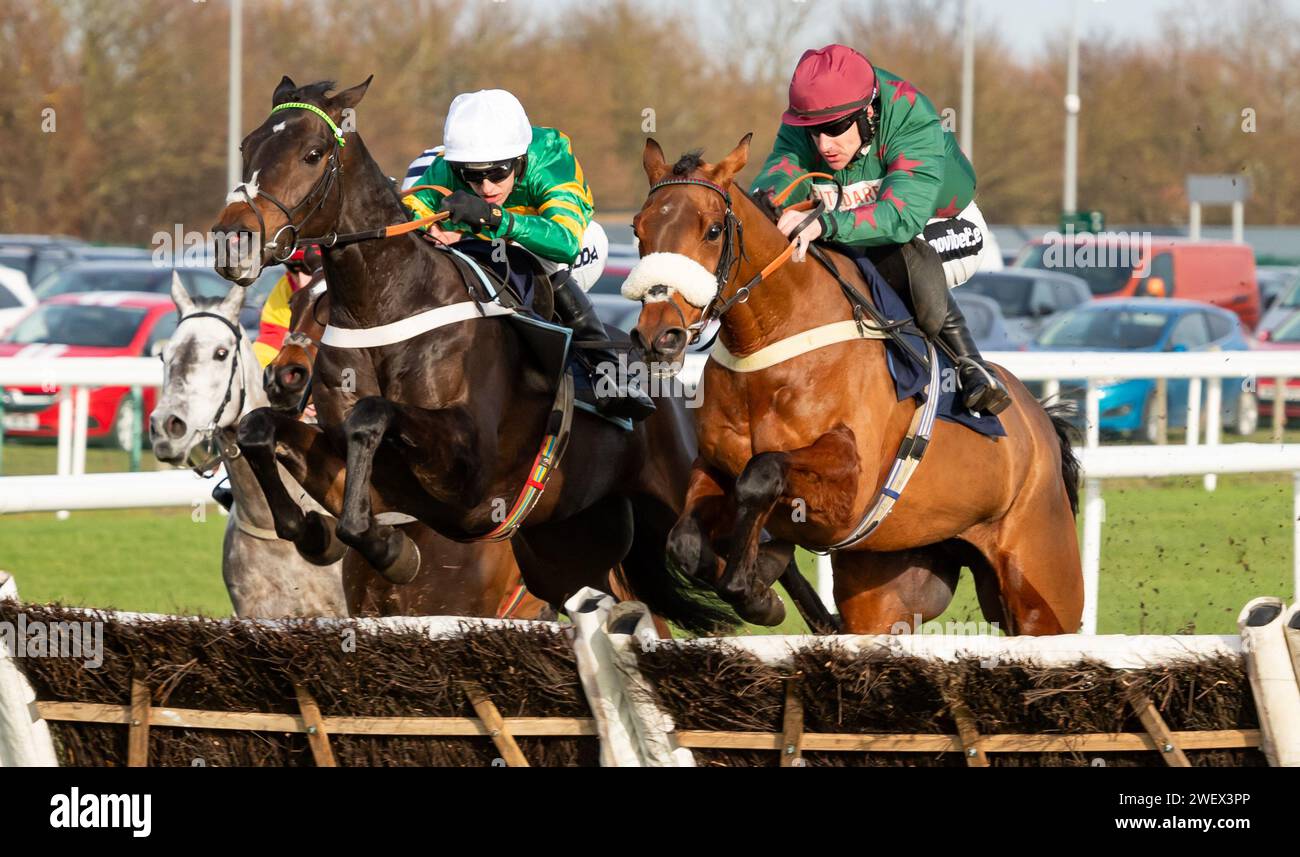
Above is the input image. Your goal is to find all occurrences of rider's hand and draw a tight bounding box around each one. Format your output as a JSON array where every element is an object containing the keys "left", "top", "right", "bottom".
[
  {"left": 443, "top": 189, "right": 503, "bottom": 231},
  {"left": 427, "top": 222, "right": 462, "bottom": 245},
  {"left": 777, "top": 210, "right": 824, "bottom": 263}
]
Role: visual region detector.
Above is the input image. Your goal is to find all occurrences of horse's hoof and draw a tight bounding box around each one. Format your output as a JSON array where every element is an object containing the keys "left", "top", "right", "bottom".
[
  {"left": 736, "top": 587, "right": 786, "bottom": 627},
  {"left": 299, "top": 512, "right": 348, "bottom": 566},
  {"left": 666, "top": 517, "right": 713, "bottom": 579},
  {"left": 377, "top": 535, "right": 421, "bottom": 585}
]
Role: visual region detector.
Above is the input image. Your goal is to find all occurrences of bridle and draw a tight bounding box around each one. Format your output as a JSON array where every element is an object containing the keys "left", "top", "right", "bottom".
[
  {"left": 228, "top": 101, "right": 450, "bottom": 266},
  {"left": 162, "top": 311, "right": 247, "bottom": 476},
  {"left": 232, "top": 102, "right": 345, "bottom": 263},
  {"left": 643, "top": 172, "right": 839, "bottom": 344}
]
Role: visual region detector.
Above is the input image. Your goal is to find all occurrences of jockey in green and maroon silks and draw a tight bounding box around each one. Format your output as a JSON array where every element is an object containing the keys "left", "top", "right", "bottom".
[{"left": 751, "top": 44, "right": 1011, "bottom": 416}]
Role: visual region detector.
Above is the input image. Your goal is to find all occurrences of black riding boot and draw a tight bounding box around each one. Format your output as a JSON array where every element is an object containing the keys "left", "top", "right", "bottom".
[
  {"left": 552, "top": 274, "right": 656, "bottom": 421},
  {"left": 899, "top": 238, "right": 1012, "bottom": 416}
]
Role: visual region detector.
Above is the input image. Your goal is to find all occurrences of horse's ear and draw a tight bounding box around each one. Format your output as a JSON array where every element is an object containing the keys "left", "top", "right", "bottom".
[
  {"left": 273, "top": 75, "right": 297, "bottom": 106},
  {"left": 331, "top": 75, "right": 373, "bottom": 111},
  {"left": 643, "top": 138, "right": 668, "bottom": 183},
  {"left": 170, "top": 271, "right": 195, "bottom": 316},
  {"left": 218, "top": 282, "right": 245, "bottom": 321},
  {"left": 710, "top": 132, "right": 753, "bottom": 184}
]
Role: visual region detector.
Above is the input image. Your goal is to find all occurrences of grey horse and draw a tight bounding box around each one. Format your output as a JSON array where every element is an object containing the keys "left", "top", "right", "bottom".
[{"left": 149, "top": 273, "right": 346, "bottom": 617}]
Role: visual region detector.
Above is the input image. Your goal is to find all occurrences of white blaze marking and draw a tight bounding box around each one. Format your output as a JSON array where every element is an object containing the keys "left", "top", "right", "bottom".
[
  {"left": 272, "top": 121, "right": 286, "bottom": 133},
  {"left": 225, "top": 169, "right": 260, "bottom": 205}
]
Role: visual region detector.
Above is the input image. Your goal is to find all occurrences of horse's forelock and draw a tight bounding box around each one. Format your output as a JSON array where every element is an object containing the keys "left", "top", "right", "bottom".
[
  {"left": 671, "top": 150, "right": 706, "bottom": 177},
  {"left": 275, "top": 79, "right": 336, "bottom": 107}
]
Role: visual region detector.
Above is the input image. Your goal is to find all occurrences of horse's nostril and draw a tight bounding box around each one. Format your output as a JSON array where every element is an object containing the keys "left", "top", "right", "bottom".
[
  {"left": 654, "top": 327, "right": 686, "bottom": 355},
  {"left": 165, "top": 415, "right": 187, "bottom": 439},
  {"left": 278, "top": 365, "right": 306, "bottom": 391}
]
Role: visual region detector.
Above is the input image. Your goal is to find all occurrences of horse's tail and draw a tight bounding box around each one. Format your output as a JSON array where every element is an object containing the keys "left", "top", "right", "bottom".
[
  {"left": 617, "top": 496, "right": 739, "bottom": 635},
  {"left": 1041, "top": 398, "right": 1081, "bottom": 517}
]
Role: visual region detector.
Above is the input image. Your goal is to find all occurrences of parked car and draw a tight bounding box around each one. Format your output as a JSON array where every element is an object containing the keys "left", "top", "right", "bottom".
[
  {"left": 1252, "top": 312, "right": 1300, "bottom": 424},
  {"left": 1028, "top": 298, "right": 1258, "bottom": 441},
  {"left": 1015, "top": 237, "right": 1261, "bottom": 331},
  {"left": 0, "top": 292, "right": 177, "bottom": 449},
  {"left": 0, "top": 265, "right": 37, "bottom": 337},
  {"left": 1256, "top": 275, "right": 1300, "bottom": 341},
  {"left": 0, "top": 235, "right": 87, "bottom": 289},
  {"left": 33, "top": 259, "right": 229, "bottom": 305},
  {"left": 1256, "top": 265, "right": 1299, "bottom": 312},
  {"left": 961, "top": 269, "right": 1091, "bottom": 345},
  {"left": 952, "top": 291, "right": 1016, "bottom": 352}
]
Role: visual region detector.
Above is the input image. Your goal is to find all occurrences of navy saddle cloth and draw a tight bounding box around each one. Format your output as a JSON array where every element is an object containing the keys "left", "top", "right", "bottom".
[
  {"left": 450, "top": 239, "right": 633, "bottom": 430},
  {"left": 843, "top": 250, "right": 1005, "bottom": 439}
]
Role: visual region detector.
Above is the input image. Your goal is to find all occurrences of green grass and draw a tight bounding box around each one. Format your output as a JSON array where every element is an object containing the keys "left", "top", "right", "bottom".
[
  {"left": 2, "top": 472, "right": 1294, "bottom": 634},
  {"left": 0, "top": 438, "right": 159, "bottom": 477},
  {"left": 1, "top": 507, "right": 231, "bottom": 616}
]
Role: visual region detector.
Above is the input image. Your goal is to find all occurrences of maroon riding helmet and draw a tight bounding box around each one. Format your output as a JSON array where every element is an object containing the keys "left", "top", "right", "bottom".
[{"left": 782, "top": 44, "right": 878, "bottom": 127}]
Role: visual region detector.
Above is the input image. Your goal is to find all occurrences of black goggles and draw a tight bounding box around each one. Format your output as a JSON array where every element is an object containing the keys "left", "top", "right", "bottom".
[
  {"left": 805, "top": 110, "right": 864, "bottom": 141},
  {"left": 452, "top": 159, "right": 518, "bottom": 185}
]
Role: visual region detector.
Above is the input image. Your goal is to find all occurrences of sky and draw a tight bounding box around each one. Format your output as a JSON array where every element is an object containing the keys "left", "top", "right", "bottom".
[{"left": 545, "top": 0, "right": 1300, "bottom": 63}]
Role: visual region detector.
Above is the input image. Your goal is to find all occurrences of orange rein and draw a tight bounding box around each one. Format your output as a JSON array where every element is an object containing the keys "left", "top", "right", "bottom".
[
  {"left": 383, "top": 184, "right": 452, "bottom": 237},
  {"left": 714, "top": 171, "right": 835, "bottom": 310}
]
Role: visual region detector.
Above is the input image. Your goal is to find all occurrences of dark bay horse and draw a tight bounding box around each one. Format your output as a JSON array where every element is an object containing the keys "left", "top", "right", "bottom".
[
  {"left": 264, "top": 284, "right": 550, "bottom": 620},
  {"left": 628, "top": 136, "right": 1084, "bottom": 635},
  {"left": 210, "top": 77, "right": 733, "bottom": 632}
]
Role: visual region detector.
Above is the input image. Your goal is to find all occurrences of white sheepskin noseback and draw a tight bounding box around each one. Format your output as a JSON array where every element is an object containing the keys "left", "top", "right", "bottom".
[{"left": 621, "top": 252, "right": 718, "bottom": 308}]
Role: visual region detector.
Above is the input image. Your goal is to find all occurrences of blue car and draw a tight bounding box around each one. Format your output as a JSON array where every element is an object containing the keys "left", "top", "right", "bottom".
[{"left": 1028, "top": 298, "right": 1259, "bottom": 441}]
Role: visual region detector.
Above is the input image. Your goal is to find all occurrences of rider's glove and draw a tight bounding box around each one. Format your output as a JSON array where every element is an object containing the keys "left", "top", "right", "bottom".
[{"left": 443, "top": 190, "right": 504, "bottom": 231}]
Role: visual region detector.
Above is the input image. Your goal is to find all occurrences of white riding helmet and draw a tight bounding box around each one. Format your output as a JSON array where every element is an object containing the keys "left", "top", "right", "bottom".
[{"left": 442, "top": 89, "right": 533, "bottom": 165}]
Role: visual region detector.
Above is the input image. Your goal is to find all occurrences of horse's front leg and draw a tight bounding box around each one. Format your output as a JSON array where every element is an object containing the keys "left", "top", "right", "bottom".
[
  {"left": 235, "top": 407, "right": 348, "bottom": 566},
  {"left": 336, "top": 396, "right": 423, "bottom": 584},
  {"left": 721, "top": 424, "right": 860, "bottom": 624},
  {"left": 665, "top": 460, "right": 735, "bottom": 583}
]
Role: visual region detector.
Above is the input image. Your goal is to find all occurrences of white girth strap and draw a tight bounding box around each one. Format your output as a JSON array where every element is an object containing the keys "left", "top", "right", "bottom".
[
  {"left": 321, "top": 301, "right": 513, "bottom": 349},
  {"left": 822, "top": 341, "right": 942, "bottom": 552},
  {"left": 710, "top": 319, "right": 890, "bottom": 373}
]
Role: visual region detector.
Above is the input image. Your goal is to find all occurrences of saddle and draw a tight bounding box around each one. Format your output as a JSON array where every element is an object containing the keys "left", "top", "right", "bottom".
[{"left": 434, "top": 236, "right": 633, "bottom": 431}]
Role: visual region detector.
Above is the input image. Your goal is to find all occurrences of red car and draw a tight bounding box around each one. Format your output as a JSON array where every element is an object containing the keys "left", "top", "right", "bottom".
[
  {"left": 1253, "top": 312, "right": 1300, "bottom": 423},
  {"left": 0, "top": 292, "right": 178, "bottom": 449}
]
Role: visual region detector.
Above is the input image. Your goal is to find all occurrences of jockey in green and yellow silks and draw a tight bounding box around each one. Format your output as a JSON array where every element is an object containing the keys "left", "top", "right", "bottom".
[{"left": 403, "top": 89, "right": 653, "bottom": 421}]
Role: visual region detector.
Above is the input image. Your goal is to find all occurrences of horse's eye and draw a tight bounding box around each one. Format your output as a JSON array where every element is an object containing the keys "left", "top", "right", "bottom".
[
  {"left": 214, "top": 347, "right": 229, "bottom": 360},
  {"left": 305, "top": 149, "right": 324, "bottom": 165},
  {"left": 706, "top": 223, "right": 724, "bottom": 241}
]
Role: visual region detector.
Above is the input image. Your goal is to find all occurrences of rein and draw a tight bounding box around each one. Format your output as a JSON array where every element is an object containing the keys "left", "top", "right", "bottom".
[{"left": 645, "top": 172, "right": 837, "bottom": 342}]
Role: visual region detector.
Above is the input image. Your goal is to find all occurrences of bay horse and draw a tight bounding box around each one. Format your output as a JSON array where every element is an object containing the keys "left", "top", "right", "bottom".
[
  {"left": 149, "top": 274, "right": 348, "bottom": 618},
  {"left": 208, "top": 77, "right": 737, "bottom": 632},
  {"left": 627, "top": 136, "right": 1084, "bottom": 635},
  {"left": 264, "top": 282, "right": 550, "bottom": 620}
]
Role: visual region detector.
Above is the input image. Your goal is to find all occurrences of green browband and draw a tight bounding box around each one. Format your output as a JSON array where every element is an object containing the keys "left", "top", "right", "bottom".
[{"left": 270, "top": 101, "right": 346, "bottom": 147}]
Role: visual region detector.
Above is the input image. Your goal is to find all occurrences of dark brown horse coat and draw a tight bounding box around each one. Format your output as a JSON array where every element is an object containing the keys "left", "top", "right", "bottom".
[{"left": 210, "top": 78, "right": 734, "bottom": 632}]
